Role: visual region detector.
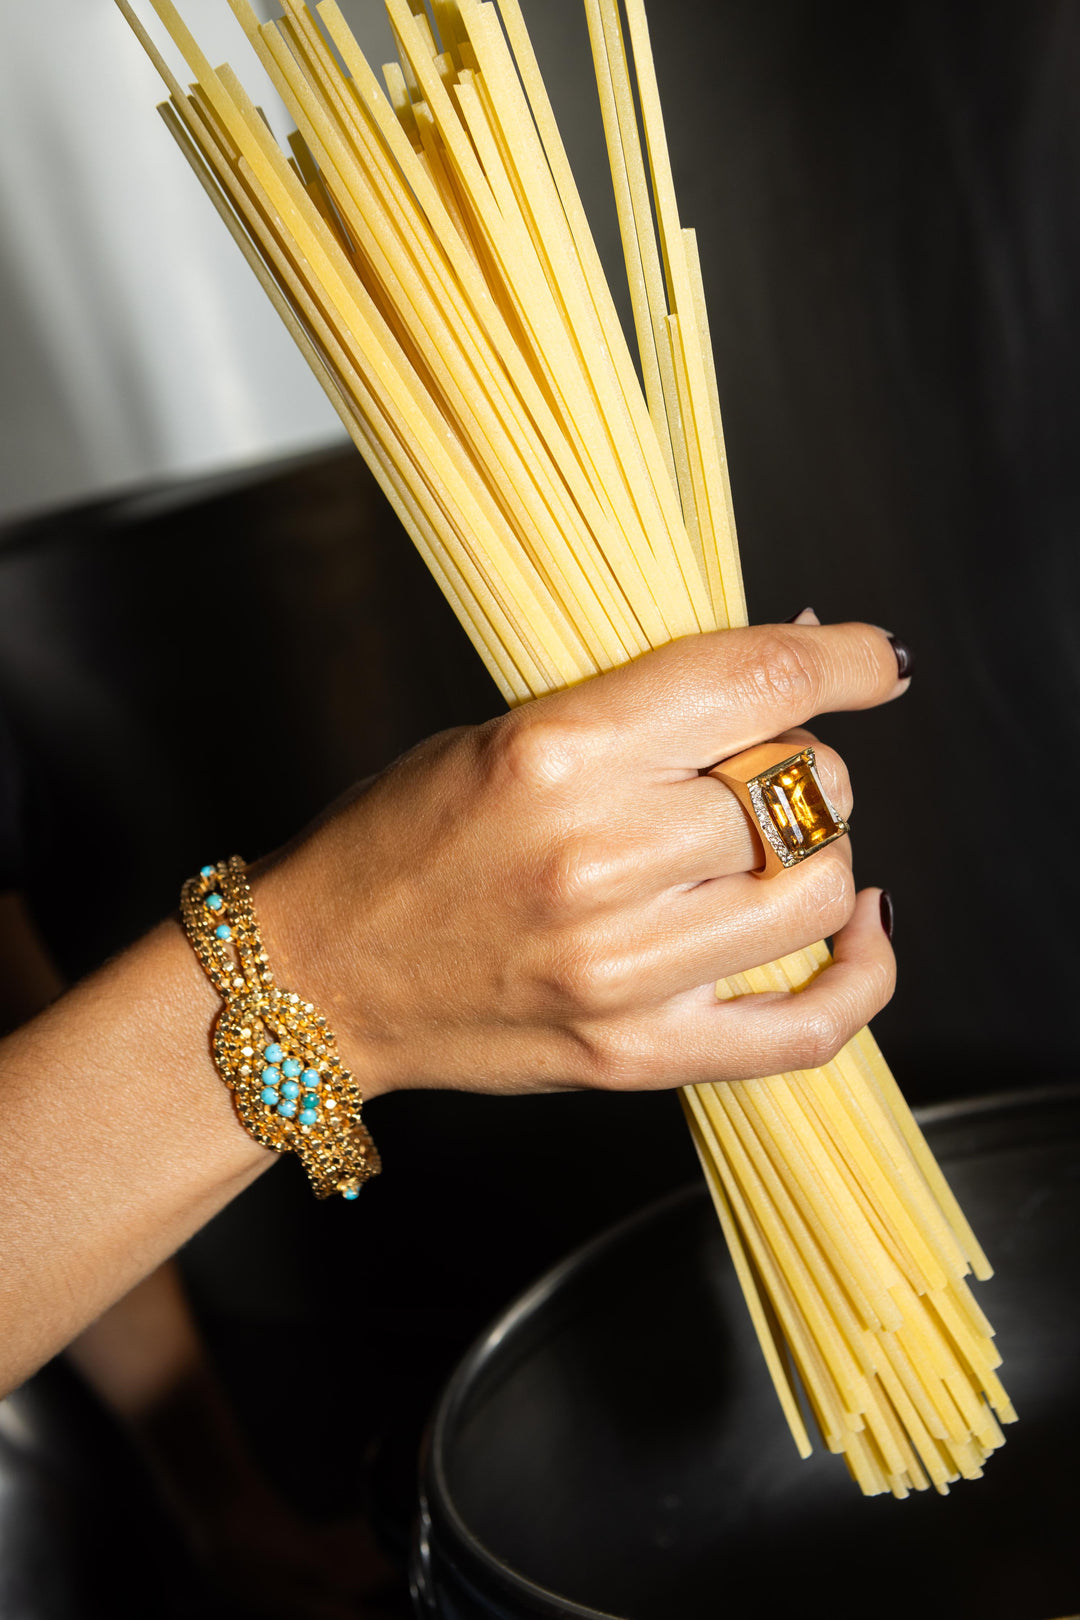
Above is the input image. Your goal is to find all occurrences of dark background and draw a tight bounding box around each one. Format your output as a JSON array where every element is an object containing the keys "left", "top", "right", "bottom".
[{"left": 0, "top": 0, "right": 1077, "bottom": 1604}]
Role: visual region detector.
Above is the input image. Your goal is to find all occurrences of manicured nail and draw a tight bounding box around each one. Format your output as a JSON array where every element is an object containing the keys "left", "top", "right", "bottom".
[
  {"left": 783, "top": 606, "right": 819, "bottom": 625},
  {"left": 888, "top": 635, "right": 913, "bottom": 680},
  {"left": 879, "top": 890, "right": 894, "bottom": 941}
]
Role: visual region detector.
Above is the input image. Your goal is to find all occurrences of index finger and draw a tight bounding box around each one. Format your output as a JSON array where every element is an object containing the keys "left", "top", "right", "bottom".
[{"left": 572, "top": 622, "right": 910, "bottom": 770}]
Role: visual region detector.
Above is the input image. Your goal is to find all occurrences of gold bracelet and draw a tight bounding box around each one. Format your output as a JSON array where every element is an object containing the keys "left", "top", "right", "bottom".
[{"left": 180, "top": 856, "right": 380, "bottom": 1201}]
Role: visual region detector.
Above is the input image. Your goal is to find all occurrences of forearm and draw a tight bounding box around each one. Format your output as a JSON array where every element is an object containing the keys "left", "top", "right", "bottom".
[{"left": 0, "top": 916, "right": 271, "bottom": 1394}]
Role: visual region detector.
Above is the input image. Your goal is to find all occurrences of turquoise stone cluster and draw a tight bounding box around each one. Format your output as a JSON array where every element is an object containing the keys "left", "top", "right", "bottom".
[
  {"left": 201, "top": 883, "right": 323, "bottom": 1131},
  {"left": 258, "top": 1042, "right": 323, "bottom": 1126},
  {"left": 193, "top": 860, "right": 372, "bottom": 1202}
]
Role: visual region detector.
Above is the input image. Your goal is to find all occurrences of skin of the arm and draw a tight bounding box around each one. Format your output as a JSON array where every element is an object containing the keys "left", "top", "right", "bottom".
[{"left": 0, "top": 919, "right": 272, "bottom": 1393}]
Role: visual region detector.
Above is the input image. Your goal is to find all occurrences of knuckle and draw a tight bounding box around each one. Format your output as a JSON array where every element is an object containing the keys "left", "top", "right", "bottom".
[
  {"left": 583, "top": 952, "right": 637, "bottom": 1014},
  {"left": 541, "top": 937, "right": 602, "bottom": 1012},
  {"left": 545, "top": 940, "right": 636, "bottom": 1017},
  {"left": 789, "top": 950, "right": 898, "bottom": 1072},
  {"left": 536, "top": 839, "right": 618, "bottom": 916},
  {"left": 859, "top": 627, "right": 897, "bottom": 693},
  {"left": 809, "top": 743, "right": 854, "bottom": 821},
  {"left": 794, "top": 1001, "right": 850, "bottom": 1070},
  {"left": 575, "top": 1023, "right": 648, "bottom": 1090},
  {"left": 865, "top": 951, "right": 898, "bottom": 1013},
  {"left": 748, "top": 630, "right": 819, "bottom": 716},
  {"left": 802, "top": 855, "right": 856, "bottom": 935},
  {"left": 496, "top": 710, "right": 593, "bottom": 795}
]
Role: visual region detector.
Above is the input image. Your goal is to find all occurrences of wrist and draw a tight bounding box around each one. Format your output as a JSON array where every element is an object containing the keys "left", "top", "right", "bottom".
[
  {"left": 245, "top": 832, "right": 395, "bottom": 1104},
  {"left": 143, "top": 920, "right": 275, "bottom": 1180}
]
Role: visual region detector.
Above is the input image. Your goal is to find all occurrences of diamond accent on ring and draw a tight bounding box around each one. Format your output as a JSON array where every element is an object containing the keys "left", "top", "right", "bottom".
[{"left": 748, "top": 780, "right": 797, "bottom": 866}]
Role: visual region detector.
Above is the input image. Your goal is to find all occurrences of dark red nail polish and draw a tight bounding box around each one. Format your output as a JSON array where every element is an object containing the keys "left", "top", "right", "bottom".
[
  {"left": 879, "top": 890, "right": 894, "bottom": 941},
  {"left": 888, "top": 635, "right": 913, "bottom": 680},
  {"left": 783, "top": 605, "right": 816, "bottom": 623}
]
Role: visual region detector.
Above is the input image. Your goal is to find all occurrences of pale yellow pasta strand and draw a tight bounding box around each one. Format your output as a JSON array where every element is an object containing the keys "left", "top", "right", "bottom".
[
  {"left": 319, "top": 0, "right": 673, "bottom": 616},
  {"left": 260, "top": 18, "right": 637, "bottom": 667},
  {"left": 580, "top": 0, "right": 675, "bottom": 494},
  {"left": 483, "top": 0, "right": 708, "bottom": 614},
  {"left": 439, "top": 3, "right": 710, "bottom": 634},
  {"left": 680, "top": 1089, "right": 812, "bottom": 1457},
  {"left": 155, "top": 96, "right": 528, "bottom": 702},
  {"left": 696, "top": 1087, "right": 873, "bottom": 1418}
]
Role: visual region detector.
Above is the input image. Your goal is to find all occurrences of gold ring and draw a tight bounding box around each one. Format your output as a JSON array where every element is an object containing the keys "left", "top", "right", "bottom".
[{"left": 709, "top": 743, "right": 849, "bottom": 879}]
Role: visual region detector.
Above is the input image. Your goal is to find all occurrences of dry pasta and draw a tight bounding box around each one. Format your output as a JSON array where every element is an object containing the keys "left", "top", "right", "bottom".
[{"left": 118, "top": 0, "right": 1015, "bottom": 1495}]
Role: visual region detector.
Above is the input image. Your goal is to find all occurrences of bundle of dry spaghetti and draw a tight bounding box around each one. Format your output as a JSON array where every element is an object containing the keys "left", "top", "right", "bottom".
[{"left": 119, "top": 0, "right": 1015, "bottom": 1495}]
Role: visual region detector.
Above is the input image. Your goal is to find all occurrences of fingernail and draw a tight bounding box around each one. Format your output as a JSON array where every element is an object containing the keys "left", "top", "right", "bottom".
[
  {"left": 887, "top": 635, "right": 913, "bottom": 680},
  {"left": 879, "top": 889, "right": 894, "bottom": 941},
  {"left": 783, "top": 606, "right": 819, "bottom": 625}
]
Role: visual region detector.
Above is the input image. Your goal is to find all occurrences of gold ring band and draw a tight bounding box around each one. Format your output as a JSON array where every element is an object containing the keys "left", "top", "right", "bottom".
[{"left": 709, "top": 744, "right": 849, "bottom": 879}]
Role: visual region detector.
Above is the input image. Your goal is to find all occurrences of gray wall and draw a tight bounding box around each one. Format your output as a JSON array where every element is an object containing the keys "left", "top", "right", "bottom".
[
  {"left": 0, "top": 0, "right": 642, "bottom": 523},
  {"left": 0, "top": 0, "right": 335, "bottom": 523}
]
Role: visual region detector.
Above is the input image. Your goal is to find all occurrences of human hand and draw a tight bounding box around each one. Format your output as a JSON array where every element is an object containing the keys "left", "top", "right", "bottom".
[{"left": 256, "top": 620, "right": 908, "bottom": 1099}]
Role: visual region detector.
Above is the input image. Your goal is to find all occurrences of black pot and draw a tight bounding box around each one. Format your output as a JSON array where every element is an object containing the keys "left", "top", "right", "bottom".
[{"left": 413, "top": 1086, "right": 1080, "bottom": 1619}]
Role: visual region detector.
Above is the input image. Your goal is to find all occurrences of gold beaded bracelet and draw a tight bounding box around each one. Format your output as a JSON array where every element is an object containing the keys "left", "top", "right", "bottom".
[{"left": 180, "top": 856, "right": 380, "bottom": 1201}]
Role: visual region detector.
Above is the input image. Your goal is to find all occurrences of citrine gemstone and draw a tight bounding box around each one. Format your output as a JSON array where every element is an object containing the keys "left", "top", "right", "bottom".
[{"left": 759, "top": 756, "right": 842, "bottom": 857}]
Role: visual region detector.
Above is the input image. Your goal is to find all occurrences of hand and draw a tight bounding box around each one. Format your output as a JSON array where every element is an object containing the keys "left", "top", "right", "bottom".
[{"left": 256, "top": 620, "right": 908, "bottom": 1098}]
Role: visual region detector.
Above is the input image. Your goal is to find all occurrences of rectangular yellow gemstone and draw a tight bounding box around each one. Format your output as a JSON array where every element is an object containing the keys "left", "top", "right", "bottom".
[{"left": 759, "top": 757, "right": 842, "bottom": 857}]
